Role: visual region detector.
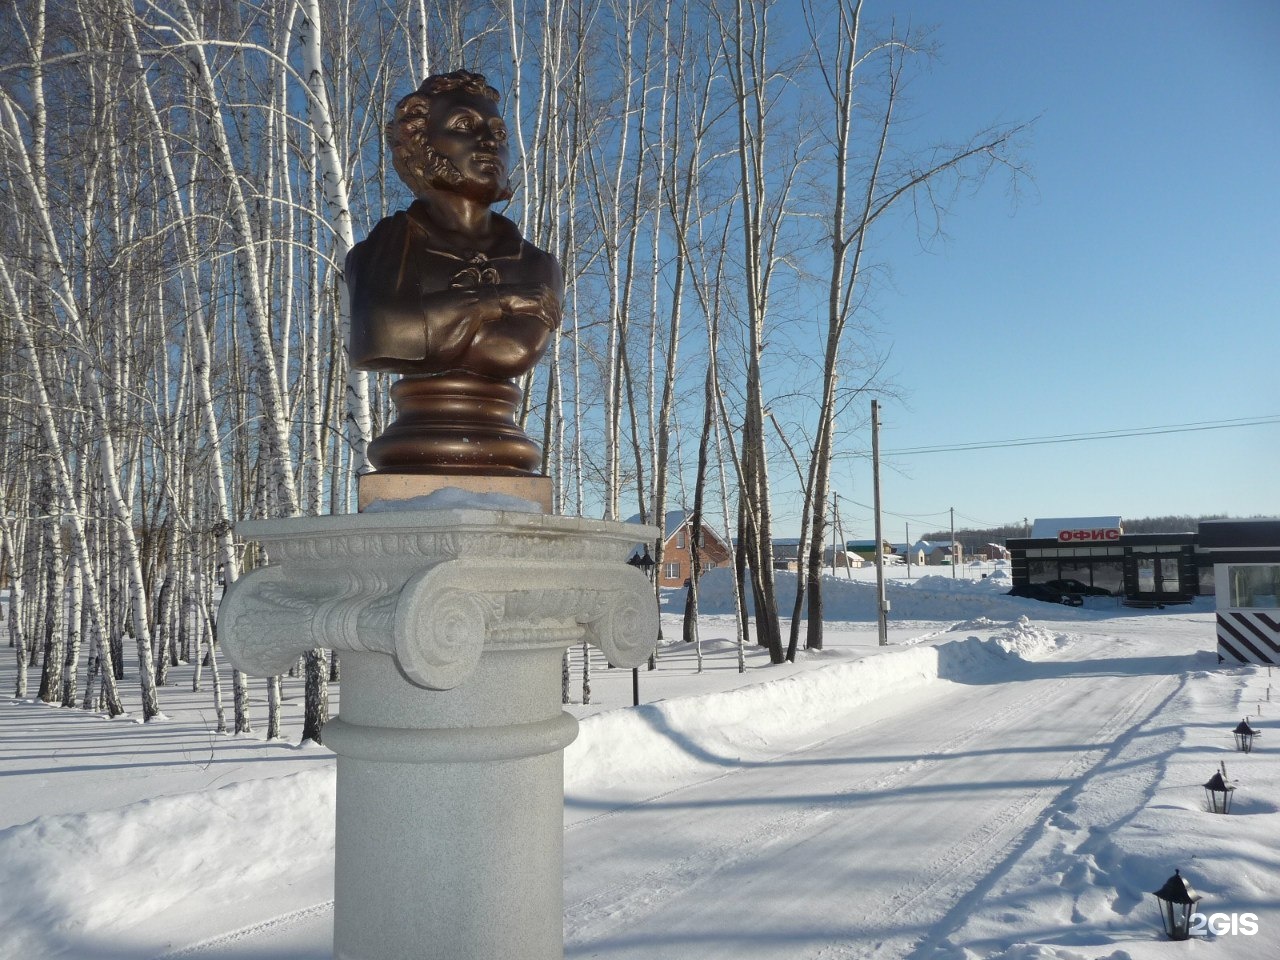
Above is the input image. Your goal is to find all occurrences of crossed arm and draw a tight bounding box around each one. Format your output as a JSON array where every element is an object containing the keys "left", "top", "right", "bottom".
[{"left": 346, "top": 232, "right": 563, "bottom": 378}]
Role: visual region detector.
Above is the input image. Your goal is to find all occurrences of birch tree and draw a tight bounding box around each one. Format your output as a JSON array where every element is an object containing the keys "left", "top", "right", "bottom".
[
  {"left": 797, "top": 0, "right": 1028, "bottom": 651},
  {"left": 713, "top": 0, "right": 804, "bottom": 663}
]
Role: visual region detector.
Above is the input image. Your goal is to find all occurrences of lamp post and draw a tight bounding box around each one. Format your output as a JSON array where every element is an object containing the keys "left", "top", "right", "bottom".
[
  {"left": 627, "top": 546, "right": 656, "bottom": 707},
  {"left": 1203, "top": 770, "right": 1235, "bottom": 814},
  {"left": 1233, "top": 718, "right": 1259, "bottom": 753},
  {"left": 1152, "top": 869, "right": 1202, "bottom": 941}
]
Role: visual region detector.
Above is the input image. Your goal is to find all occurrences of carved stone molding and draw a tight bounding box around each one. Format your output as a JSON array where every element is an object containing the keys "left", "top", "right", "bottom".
[
  {"left": 322, "top": 712, "right": 579, "bottom": 763},
  {"left": 219, "top": 510, "right": 660, "bottom": 691}
]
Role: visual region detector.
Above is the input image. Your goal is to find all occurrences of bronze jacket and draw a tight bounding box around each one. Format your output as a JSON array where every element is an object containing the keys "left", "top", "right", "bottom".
[{"left": 345, "top": 200, "right": 563, "bottom": 378}]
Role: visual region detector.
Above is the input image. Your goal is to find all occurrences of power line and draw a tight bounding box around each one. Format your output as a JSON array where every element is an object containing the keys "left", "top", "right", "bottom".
[
  {"left": 835, "top": 495, "right": 1011, "bottom": 536},
  {"left": 882, "top": 415, "right": 1280, "bottom": 457},
  {"left": 954, "top": 510, "right": 1009, "bottom": 528},
  {"left": 832, "top": 416, "right": 1279, "bottom": 533},
  {"left": 836, "top": 492, "right": 950, "bottom": 525}
]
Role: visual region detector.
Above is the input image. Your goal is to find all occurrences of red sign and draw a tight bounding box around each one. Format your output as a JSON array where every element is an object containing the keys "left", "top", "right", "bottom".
[{"left": 1057, "top": 528, "right": 1122, "bottom": 543}]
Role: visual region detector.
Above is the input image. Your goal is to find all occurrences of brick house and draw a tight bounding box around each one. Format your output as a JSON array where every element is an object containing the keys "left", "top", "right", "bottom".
[{"left": 628, "top": 510, "right": 733, "bottom": 588}]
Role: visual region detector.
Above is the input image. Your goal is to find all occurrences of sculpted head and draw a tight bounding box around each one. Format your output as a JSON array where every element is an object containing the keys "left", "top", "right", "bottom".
[{"left": 387, "top": 71, "right": 514, "bottom": 205}]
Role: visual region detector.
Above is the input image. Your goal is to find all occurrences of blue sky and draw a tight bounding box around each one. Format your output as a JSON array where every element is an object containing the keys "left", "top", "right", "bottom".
[{"left": 807, "top": 0, "right": 1280, "bottom": 537}]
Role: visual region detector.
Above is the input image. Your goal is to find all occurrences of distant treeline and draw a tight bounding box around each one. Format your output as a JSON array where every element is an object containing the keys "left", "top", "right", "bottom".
[{"left": 923, "top": 515, "right": 1237, "bottom": 549}]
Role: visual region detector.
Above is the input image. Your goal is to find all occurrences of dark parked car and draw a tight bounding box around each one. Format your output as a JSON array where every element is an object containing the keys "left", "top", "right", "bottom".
[
  {"left": 1045, "top": 578, "right": 1112, "bottom": 597},
  {"left": 1008, "top": 583, "right": 1084, "bottom": 606}
]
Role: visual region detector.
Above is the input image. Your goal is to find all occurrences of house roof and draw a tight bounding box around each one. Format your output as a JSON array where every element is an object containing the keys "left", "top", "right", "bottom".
[
  {"left": 847, "top": 539, "right": 892, "bottom": 550},
  {"left": 625, "top": 509, "right": 729, "bottom": 552},
  {"left": 625, "top": 509, "right": 691, "bottom": 540}
]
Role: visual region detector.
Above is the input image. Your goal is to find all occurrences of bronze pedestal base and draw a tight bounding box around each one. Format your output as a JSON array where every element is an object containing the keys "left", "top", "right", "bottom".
[{"left": 367, "top": 372, "right": 542, "bottom": 475}]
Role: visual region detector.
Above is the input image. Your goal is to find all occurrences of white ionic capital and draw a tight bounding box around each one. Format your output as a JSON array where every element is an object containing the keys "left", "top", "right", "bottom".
[{"left": 218, "top": 509, "right": 660, "bottom": 690}]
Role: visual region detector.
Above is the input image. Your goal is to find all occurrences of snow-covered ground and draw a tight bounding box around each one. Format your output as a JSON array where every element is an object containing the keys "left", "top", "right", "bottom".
[{"left": 2, "top": 573, "right": 1275, "bottom": 959}]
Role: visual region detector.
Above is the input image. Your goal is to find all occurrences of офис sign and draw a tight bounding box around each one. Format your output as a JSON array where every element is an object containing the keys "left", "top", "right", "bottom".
[{"left": 1057, "top": 527, "right": 1123, "bottom": 543}]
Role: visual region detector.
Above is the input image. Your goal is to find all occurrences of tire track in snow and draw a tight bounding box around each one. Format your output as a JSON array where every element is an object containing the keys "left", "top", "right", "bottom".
[
  {"left": 816, "top": 665, "right": 1177, "bottom": 960},
  {"left": 566, "top": 672, "right": 1072, "bottom": 833},
  {"left": 149, "top": 901, "right": 332, "bottom": 959},
  {"left": 564, "top": 678, "right": 1073, "bottom": 945},
  {"left": 566, "top": 636, "right": 1179, "bottom": 958}
]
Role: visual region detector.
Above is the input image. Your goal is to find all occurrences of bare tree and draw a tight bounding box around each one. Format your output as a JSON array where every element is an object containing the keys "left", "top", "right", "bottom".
[
  {"left": 712, "top": 0, "right": 805, "bottom": 663},
  {"left": 797, "top": 0, "right": 1028, "bottom": 651}
]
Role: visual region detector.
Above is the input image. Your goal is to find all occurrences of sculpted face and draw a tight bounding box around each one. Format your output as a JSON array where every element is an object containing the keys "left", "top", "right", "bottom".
[{"left": 389, "top": 85, "right": 512, "bottom": 205}]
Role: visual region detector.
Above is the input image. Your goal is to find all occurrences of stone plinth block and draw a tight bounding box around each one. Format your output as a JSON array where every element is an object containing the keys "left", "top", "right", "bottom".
[
  {"left": 357, "top": 472, "right": 554, "bottom": 513},
  {"left": 218, "top": 509, "right": 660, "bottom": 960}
]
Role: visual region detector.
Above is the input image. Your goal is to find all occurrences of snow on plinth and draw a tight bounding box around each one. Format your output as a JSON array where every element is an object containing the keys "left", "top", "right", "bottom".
[{"left": 363, "top": 486, "right": 542, "bottom": 514}]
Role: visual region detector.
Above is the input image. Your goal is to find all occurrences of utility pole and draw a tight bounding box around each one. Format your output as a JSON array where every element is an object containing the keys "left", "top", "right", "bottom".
[
  {"left": 831, "top": 490, "right": 839, "bottom": 576},
  {"left": 872, "top": 400, "right": 888, "bottom": 645},
  {"left": 950, "top": 506, "right": 956, "bottom": 579},
  {"left": 833, "top": 494, "right": 852, "bottom": 579},
  {"left": 905, "top": 522, "right": 911, "bottom": 579}
]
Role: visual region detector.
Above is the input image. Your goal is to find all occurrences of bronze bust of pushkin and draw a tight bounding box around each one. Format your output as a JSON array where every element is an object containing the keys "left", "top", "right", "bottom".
[{"left": 346, "top": 71, "right": 563, "bottom": 475}]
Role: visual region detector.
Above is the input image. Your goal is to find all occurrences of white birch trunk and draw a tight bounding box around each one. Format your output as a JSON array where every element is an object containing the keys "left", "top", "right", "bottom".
[
  {"left": 0, "top": 513, "right": 27, "bottom": 698},
  {"left": 61, "top": 552, "right": 83, "bottom": 707}
]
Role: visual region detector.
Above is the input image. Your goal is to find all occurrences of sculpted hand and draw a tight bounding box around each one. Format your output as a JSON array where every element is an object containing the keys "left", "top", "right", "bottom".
[
  {"left": 425, "top": 285, "right": 506, "bottom": 323},
  {"left": 498, "top": 283, "right": 561, "bottom": 330}
]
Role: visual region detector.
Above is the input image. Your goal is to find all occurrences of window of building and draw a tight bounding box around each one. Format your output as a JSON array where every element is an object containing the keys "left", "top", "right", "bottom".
[
  {"left": 664, "top": 562, "right": 681, "bottom": 582},
  {"left": 1028, "top": 560, "right": 1053, "bottom": 583},
  {"left": 1227, "top": 564, "right": 1280, "bottom": 609},
  {"left": 1091, "top": 561, "right": 1124, "bottom": 595},
  {"left": 1134, "top": 556, "right": 1182, "bottom": 595},
  {"left": 675, "top": 529, "right": 686, "bottom": 549},
  {"left": 1060, "top": 559, "right": 1091, "bottom": 582},
  {"left": 1137, "top": 558, "right": 1156, "bottom": 593}
]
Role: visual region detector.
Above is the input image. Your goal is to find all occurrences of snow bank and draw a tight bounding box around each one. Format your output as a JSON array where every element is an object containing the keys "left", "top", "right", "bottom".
[
  {"left": 0, "top": 768, "right": 335, "bottom": 958},
  {"left": 566, "top": 617, "right": 1066, "bottom": 795},
  {"left": 942, "top": 656, "right": 1280, "bottom": 960},
  {"left": 693, "top": 567, "right": 1087, "bottom": 622}
]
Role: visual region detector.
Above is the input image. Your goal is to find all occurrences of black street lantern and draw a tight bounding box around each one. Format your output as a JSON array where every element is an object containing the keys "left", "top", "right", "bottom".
[
  {"left": 625, "top": 546, "right": 656, "bottom": 707},
  {"left": 1233, "top": 718, "right": 1260, "bottom": 753},
  {"left": 627, "top": 545, "right": 656, "bottom": 581},
  {"left": 1203, "top": 771, "right": 1235, "bottom": 814},
  {"left": 1152, "top": 869, "right": 1203, "bottom": 941}
]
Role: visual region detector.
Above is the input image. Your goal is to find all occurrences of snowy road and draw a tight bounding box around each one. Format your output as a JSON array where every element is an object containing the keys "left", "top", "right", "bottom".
[{"left": 563, "top": 632, "right": 1184, "bottom": 959}]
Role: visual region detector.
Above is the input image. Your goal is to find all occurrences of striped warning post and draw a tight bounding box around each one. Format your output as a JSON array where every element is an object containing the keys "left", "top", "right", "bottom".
[{"left": 1218, "top": 611, "right": 1280, "bottom": 665}]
